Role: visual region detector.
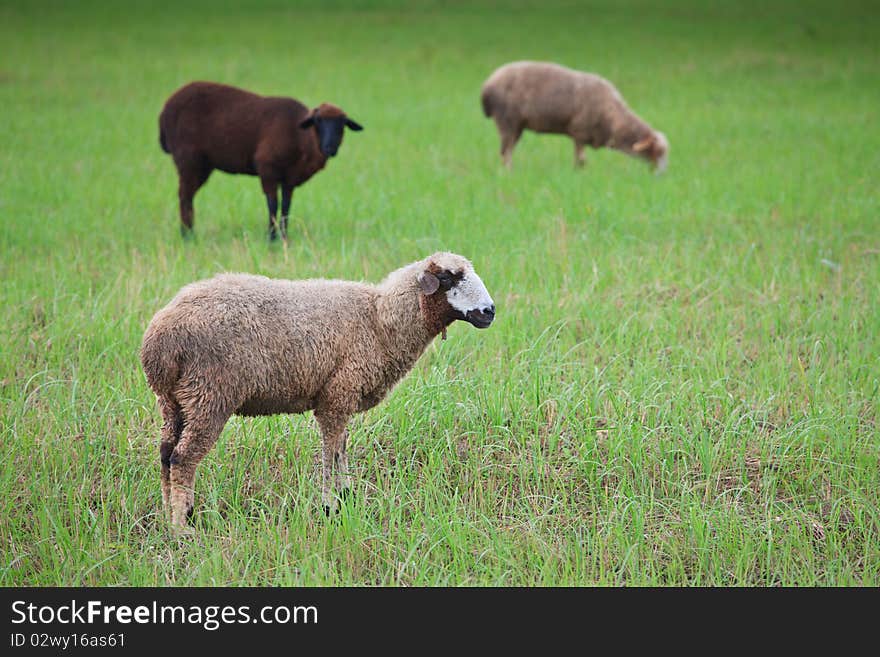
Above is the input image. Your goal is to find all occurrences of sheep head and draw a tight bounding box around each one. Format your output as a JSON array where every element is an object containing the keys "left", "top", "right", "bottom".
[
  {"left": 633, "top": 131, "right": 669, "bottom": 174},
  {"left": 417, "top": 253, "right": 496, "bottom": 331},
  {"left": 299, "top": 103, "right": 364, "bottom": 158}
]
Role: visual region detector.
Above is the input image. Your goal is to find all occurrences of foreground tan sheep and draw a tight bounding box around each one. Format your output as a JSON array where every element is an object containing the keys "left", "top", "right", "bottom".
[
  {"left": 140, "top": 253, "right": 496, "bottom": 528},
  {"left": 481, "top": 61, "right": 669, "bottom": 171}
]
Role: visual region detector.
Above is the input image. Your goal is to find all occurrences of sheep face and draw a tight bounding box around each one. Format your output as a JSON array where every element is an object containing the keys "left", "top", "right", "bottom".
[
  {"left": 299, "top": 103, "right": 364, "bottom": 158},
  {"left": 634, "top": 131, "right": 669, "bottom": 174},
  {"left": 418, "top": 258, "right": 496, "bottom": 330}
]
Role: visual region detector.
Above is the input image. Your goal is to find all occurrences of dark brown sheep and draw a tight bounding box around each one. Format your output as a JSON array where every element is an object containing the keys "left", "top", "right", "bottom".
[{"left": 158, "top": 81, "right": 363, "bottom": 240}]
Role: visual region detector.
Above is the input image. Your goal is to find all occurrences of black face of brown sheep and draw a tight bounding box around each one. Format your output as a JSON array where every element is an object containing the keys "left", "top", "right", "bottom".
[
  {"left": 418, "top": 265, "right": 496, "bottom": 330},
  {"left": 299, "top": 112, "right": 363, "bottom": 158}
]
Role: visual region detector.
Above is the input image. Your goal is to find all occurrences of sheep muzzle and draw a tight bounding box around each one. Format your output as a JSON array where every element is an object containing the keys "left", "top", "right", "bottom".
[{"left": 465, "top": 306, "right": 495, "bottom": 329}]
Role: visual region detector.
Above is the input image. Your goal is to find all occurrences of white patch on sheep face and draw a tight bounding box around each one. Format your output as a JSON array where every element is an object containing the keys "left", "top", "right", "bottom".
[
  {"left": 654, "top": 131, "right": 669, "bottom": 174},
  {"left": 447, "top": 270, "right": 495, "bottom": 328},
  {"left": 447, "top": 271, "right": 493, "bottom": 312}
]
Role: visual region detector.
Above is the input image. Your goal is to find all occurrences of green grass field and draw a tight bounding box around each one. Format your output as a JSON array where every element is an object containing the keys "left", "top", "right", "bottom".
[{"left": 1, "top": 0, "right": 878, "bottom": 586}]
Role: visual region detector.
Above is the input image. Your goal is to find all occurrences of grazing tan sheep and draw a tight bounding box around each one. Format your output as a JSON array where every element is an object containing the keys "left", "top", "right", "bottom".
[
  {"left": 481, "top": 61, "right": 668, "bottom": 172},
  {"left": 140, "top": 253, "right": 496, "bottom": 529}
]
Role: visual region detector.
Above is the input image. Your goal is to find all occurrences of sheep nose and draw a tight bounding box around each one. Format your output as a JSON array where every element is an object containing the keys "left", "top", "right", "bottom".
[{"left": 484, "top": 304, "right": 495, "bottom": 318}]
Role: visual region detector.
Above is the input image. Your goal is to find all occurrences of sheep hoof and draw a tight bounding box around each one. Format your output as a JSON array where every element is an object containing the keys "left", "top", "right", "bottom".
[
  {"left": 322, "top": 489, "right": 353, "bottom": 517},
  {"left": 180, "top": 226, "right": 195, "bottom": 240},
  {"left": 171, "top": 524, "right": 196, "bottom": 539}
]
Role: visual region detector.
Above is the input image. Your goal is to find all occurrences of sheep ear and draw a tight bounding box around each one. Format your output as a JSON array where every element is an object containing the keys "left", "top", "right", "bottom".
[
  {"left": 633, "top": 136, "right": 653, "bottom": 152},
  {"left": 299, "top": 114, "right": 316, "bottom": 129},
  {"left": 345, "top": 118, "right": 364, "bottom": 131},
  {"left": 417, "top": 271, "right": 440, "bottom": 295}
]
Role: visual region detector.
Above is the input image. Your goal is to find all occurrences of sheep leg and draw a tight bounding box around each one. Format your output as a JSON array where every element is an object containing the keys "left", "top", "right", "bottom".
[
  {"left": 315, "top": 411, "right": 351, "bottom": 514},
  {"left": 573, "top": 140, "right": 587, "bottom": 168},
  {"left": 280, "top": 184, "right": 293, "bottom": 241},
  {"left": 335, "top": 428, "right": 352, "bottom": 495},
  {"left": 261, "top": 178, "right": 281, "bottom": 241},
  {"left": 174, "top": 156, "right": 211, "bottom": 237},
  {"left": 496, "top": 120, "right": 522, "bottom": 169},
  {"left": 168, "top": 412, "right": 227, "bottom": 530},
  {"left": 265, "top": 191, "right": 279, "bottom": 240},
  {"left": 158, "top": 396, "right": 185, "bottom": 518}
]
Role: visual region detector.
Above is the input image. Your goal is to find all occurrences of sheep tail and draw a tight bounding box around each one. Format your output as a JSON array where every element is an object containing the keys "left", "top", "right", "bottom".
[
  {"left": 480, "top": 86, "right": 494, "bottom": 118},
  {"left": 140, "top": 332, "right": 180, "bottom": 394}
]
